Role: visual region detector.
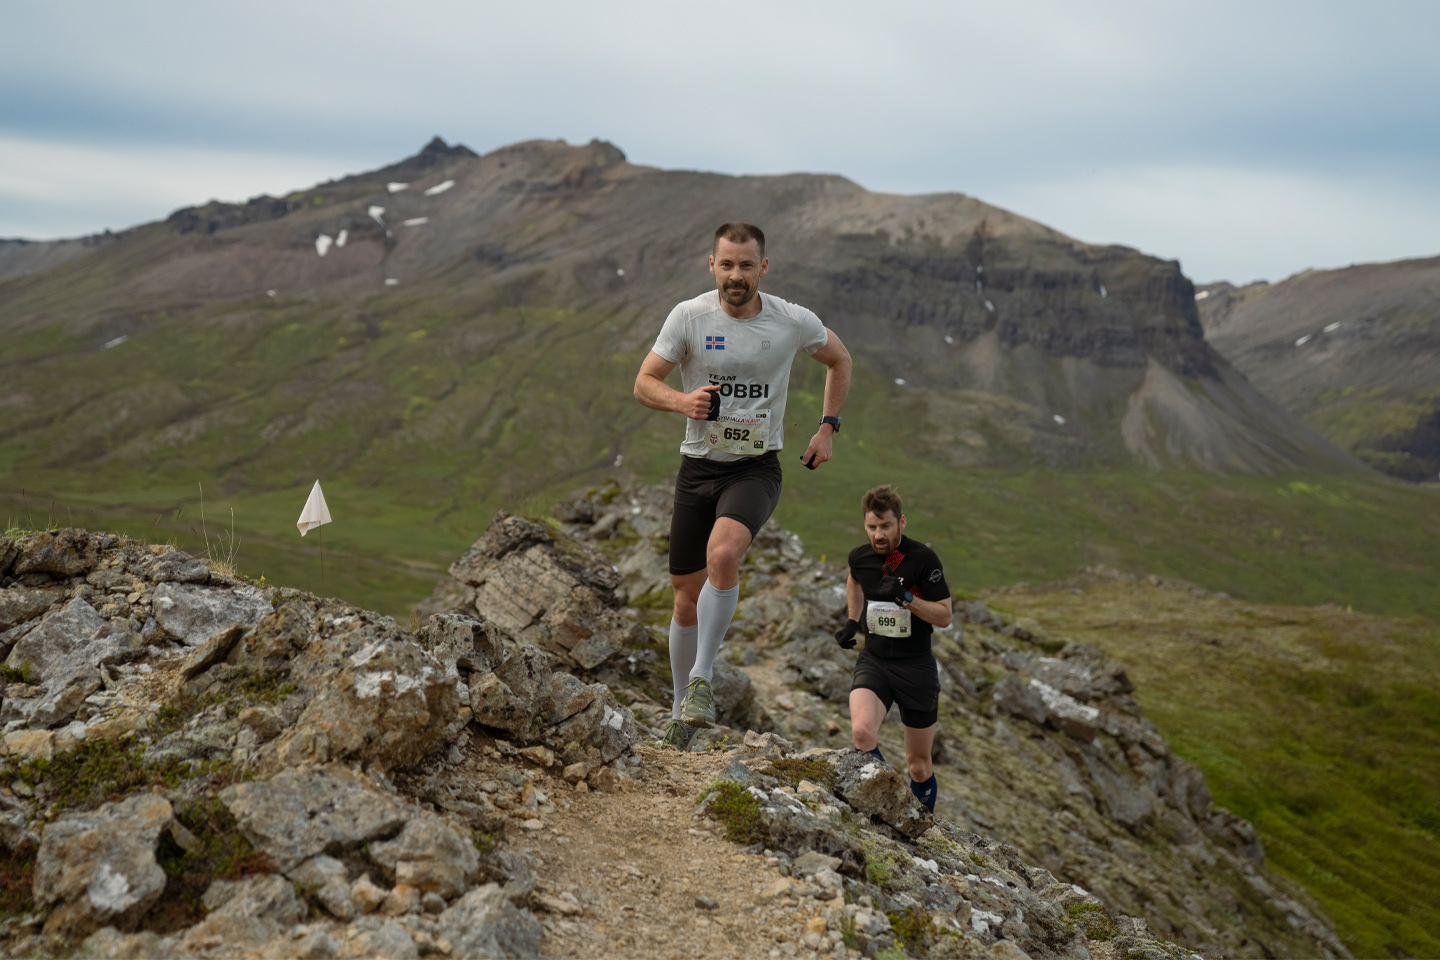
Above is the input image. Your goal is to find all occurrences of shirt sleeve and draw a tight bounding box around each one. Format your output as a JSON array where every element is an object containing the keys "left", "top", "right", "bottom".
[
  {"left": 651, "top": 304, "right": 689, "bottom": 363},
  {"left": 915, "top": 547, "right": 951, "bottom": 601},
  {"left": 796, "top": 305, "right": 828, "bottom": 356}
]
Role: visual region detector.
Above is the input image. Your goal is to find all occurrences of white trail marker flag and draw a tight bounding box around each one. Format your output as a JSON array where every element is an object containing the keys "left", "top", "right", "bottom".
[{"left": 297, "top": 481, "right": 332, "bottom": 536}]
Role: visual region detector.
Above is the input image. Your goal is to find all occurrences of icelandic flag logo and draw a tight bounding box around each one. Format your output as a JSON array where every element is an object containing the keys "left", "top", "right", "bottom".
[{"left": 705, "top": 335, "right": 725, "bottom": 350}]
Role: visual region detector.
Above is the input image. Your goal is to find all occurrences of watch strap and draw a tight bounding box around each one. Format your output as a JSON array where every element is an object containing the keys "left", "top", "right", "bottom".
[{"left": 820, "top": 415, "right": 842, "bottom": 433}]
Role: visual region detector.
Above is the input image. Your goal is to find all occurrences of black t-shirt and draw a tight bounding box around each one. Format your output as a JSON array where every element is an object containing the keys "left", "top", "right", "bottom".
[{"left": 847, "top": 535, "right": 951, "bottom": 659}]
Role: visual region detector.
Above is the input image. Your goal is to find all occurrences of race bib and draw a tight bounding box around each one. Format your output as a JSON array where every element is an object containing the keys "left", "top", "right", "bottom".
[
  {"left": 705, "top": 411, "right": 769, "bottom": 456},
  {"left": 865, "top": 600, "right": 911, "bottom": 638}
]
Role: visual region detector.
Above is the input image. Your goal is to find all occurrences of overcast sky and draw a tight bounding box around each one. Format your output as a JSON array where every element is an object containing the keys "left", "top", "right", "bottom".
[{"left": 3, "top": 1, "right": 1438, "bottom": 283}]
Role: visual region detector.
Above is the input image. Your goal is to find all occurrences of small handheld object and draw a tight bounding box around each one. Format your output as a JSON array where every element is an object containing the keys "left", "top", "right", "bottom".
[
  {"left": 877, "top": 575, "right": 907, "bottom": 604},
  {"left": 804, "top": 452, "right": 818, "bottom": 470},
  {"left": 834, "top": 619, "right": 860, "bottom": 649},
  {"left": 706, "top": 390, "right": 721, "bottom": 421}
]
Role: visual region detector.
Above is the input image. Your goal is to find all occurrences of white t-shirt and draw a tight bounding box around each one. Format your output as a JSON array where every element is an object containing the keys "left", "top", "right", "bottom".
[{"left": 652, "top": 290, "right": 829, "bottom": 461}]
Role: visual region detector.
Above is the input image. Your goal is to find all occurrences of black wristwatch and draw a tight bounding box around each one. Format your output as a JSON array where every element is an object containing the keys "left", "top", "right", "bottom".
[{"left": 820, "top": 416, "right": 842, "bottom": 433}]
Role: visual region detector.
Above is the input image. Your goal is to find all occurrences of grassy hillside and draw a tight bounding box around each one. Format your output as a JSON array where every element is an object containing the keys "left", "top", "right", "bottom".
[
  {"left": 995, "top": 578, "right": 1440, "bottom": 959},
  {"left": 3, "top": 288, "right": 1438, "bottom": 620}
]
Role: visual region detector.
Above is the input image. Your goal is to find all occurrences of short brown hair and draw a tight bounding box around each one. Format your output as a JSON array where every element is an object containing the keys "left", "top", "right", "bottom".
[
  {"left": 862, "top": 484, "right": 903, "bottom": 520},
  {"left": 713, "top": 222, "right": 765, "bottom": 258}
]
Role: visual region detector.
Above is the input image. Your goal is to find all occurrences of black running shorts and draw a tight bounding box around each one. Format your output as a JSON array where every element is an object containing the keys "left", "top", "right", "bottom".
[
  {"left": 669, "top": 452, "right": 783, "bottom": 575},
  {"left": 851, "top": 649, "right": 940, "bottom": 729}
]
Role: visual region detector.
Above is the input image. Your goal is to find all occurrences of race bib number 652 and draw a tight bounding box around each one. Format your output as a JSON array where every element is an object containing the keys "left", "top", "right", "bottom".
[{"left": 705, "top": 411, "right": 769, "bottom": 456}]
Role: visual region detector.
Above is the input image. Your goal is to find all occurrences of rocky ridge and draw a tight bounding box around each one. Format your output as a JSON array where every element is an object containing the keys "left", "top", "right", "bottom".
[{"left": 0, "top": 486, "right": 1347, "bottom": 958}]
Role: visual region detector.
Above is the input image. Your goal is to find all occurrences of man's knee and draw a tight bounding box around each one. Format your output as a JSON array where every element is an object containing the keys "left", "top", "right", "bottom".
[
  {"left": 851, "top": 725, "right": 879, "bottom": 751},
  {"left": 907, "top": 755, "right": 933, "bottom": 781},
  {"left": 706, "top": 540, "right": 745, "bottom": 574},
  {"left": 671, "top": 576, "right": 701, "bottom": 623}
]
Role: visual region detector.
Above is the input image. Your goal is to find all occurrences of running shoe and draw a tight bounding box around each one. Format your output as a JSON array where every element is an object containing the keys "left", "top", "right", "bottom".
[
  {"left": 679, "top": 677, "right": 716, "bottom": 728},
  {"left": 659, "top": 719, "right": 700, "bottom": 752}
]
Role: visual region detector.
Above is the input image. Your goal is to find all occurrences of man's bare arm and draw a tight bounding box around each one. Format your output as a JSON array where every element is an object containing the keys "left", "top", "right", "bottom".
[
  {"left": 799, "top": 328, "right": 853, "bottom": 469},
  {"left": 908, "top": 595, "right": 953, "bottom": 629},
  {"left": 846, "top": 573, "right": 864, "bottom": 621},
  {"left": 633, "top": 351, "right": 720, "bottom": 419}
]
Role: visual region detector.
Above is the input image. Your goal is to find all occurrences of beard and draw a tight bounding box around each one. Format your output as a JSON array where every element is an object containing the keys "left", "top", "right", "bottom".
[
  {"left": 868, "top": 537, "right": 892, "bottom": 554},
  {"left": 722, "top": 279, "right": 755, "bottom": 306}
]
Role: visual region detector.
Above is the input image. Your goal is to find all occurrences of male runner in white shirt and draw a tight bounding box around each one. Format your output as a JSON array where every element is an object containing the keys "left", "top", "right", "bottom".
[{"left": 634, "top": 222, "right": 852, "bottom": 749}]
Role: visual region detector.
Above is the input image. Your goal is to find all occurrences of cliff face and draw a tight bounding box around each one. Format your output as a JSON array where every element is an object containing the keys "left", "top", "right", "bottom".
[
  {"left": 0, "top": 137, "right": 1355, "bottom": 477},
  {"left": 1198, "top": 256, "right": 1440, "bottom": 481}
]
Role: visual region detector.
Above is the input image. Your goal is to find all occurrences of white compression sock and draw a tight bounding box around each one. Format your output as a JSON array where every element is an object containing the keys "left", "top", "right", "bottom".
[
  {"left": 689, "top": 580, "right": 739, "bottom": 683},
  {"left": 668, "top": 620, "right": 698, "bottom": 719}
]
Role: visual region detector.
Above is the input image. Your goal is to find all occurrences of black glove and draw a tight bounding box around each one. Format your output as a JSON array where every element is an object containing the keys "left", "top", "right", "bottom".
[
  {"left": 877, "top": 576, "right": 907, "bottom": 603},
  {"left": 834, "top": 619, "right": 860, "bottom": 649}
]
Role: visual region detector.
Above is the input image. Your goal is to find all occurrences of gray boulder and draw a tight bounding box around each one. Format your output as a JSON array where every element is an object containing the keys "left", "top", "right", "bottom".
[
  {"left": 343, "top": 919, "right": 418, "bottom": 959},
  {"left": 6, "top": 597, "right": 130, "bottom": 727},
  {"left": 291, "top": 854, "right": 355, "bottom": 919},
  {"left": 436, "top": 883, "right": 542, "bottom": 959},
  {"left": 145, "top": 550, "right": 210, "bottom": 584},
  {"left": 266, "top": 636, "right": 461, "bottom": 772},
  {"left": 368, "top": 815, "right": 479, "bottom": 899},
  {"left": 178, "top": 874, "right": 306, "bottom": 955},
  {"left": 14, "top": 529, "right": 109, "bottom": 577},
  {"left": 993, "top": 672, "right": 1048, "bottom": 726},
  {"left": 220, "top": 765, "right": 407, "bottom": 873},
  {"left": 826, "top": 750, "right": 931, "bottom": 838},
  {"left": 35, "top": 793, "right": 173, "bottom": 937},
  {"left": 415, "top": 613, "right": 505, "bottom": 675},
  {"left": 0, "top": 584, "right": 64, "bottom": 631},
  {"left": 151, "top": 582, "right": 271, "bottom": 646}
]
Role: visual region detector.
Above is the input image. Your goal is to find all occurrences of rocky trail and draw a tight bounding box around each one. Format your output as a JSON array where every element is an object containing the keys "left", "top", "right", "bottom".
[{"left": 0, "top": 483, "right": 1352, "bottom": 958}]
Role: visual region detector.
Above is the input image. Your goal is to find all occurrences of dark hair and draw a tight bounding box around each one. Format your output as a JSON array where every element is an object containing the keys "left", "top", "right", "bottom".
[
  {"left": 862, "top": 484, "right": 903, "bottom": 520},
  {"left": 713, "top": 222, "right": 765, "bottom": 258}
]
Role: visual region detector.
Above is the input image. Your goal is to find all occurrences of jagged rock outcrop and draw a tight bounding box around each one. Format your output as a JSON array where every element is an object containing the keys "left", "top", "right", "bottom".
[{"left": 0, "top": 495, "right": 1351, "bottom": 959}]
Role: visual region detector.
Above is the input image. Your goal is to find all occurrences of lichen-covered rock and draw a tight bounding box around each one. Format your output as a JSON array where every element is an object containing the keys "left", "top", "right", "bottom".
[
  {"left": 143, "top": 549, "right": 210, "bottom": 584},
  {"left": 993, "top": 671, "right": 1048, "bottom": 726},
  {"left": 178, "top": 874, "right": 306, "bottom": 955},
  {"left": 470, "top": 645, "right": 553, "bottom": 740},
  {"left": 551, "top": 684, "right": 638, "bottom": 763},
  {"left": 415, "top": 612, "right": 505, "bottom": 675},
  {"left": 291, "top": 854, "right": 355, "bottom": 919},
  {"left": 14, "top": 529, "right": 111, "bottom": 577},
  {"left": 151, "top": 581, "right": 271, "bottom": 646},
  {"left": 267, "top": 636, "right": 460, "bottom": 771},
  {"left": 5, "top": 597, "right": 131, "bottom": 727},
  {"left": 77, "top": 927, "right": 175, "bottom": 959},
  {"left": 0, "top": 584, "right": 64, "bottom": 630},
  {"left": 368, "top": 815, "right": 479, "bottom": 899},
  {"left": 436, "top": 883, "right": 542, "bottom": 959},
  {"left": 220, "top": 765, "right": 406, "bottom": 873},
  {"left": 35, "top": 793, "right": 173, "bottom": 937},
  {"left": 826, "top": 749, "right": 932, "bottom": 838}
]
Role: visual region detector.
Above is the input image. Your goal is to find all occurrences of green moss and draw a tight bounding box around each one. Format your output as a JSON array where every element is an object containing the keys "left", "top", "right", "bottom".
[
  {"left": 1065, "top": 903, "right": 1118, "bottom": 941},
  {"left": 0, "top": 841, "right": 37, "bottom": 919},
  {"left": 150, "top": 798, "right": 273, "bottom": 930},
  {"left": 472, "top": 829, "right": 497, "bottom": 854},
  {"left": 0, "top": 663, "right": 32, "bottom": 684},
  {"left": 762, "top": 757, "right": 835, "bottom": 792},
  {"left": 17, "top": 736, "right": 199, "bottom": 812},
  {"left": 698, "top": 780, "right": 764, "bottom": 844},
  {"left": 889, "top": 906, "right": 934, "bottom": 954},
  {"left": 840, "top": 912, "right": 859, "bottom": 950},
  {"left": 968, "top": 852, "right": 989, "bottom": 868}
]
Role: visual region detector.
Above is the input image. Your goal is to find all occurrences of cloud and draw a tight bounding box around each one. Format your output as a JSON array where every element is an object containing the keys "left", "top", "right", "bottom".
[
  {"left": 987, "top": 161, "right": 1440, "bottom": 283},
  {"left": 0, "top": 136, "right": 353, "bottom": 239},
  {"left": 2, "top": 0, "right": 1438, "bottom": 279}
]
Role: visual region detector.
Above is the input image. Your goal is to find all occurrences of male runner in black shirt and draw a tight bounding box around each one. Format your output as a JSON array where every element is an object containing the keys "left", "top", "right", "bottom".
[{"left": 834, "top": 484, "right": 952, "bottom": 811}]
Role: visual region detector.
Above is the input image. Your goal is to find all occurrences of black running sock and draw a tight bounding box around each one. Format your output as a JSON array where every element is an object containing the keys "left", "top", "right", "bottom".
[
  {"left": 865, "top": 746, "right": 885, "bottom": 763},
  {"left": 911, "top": 773, "right": 937, "bottom": 812}
]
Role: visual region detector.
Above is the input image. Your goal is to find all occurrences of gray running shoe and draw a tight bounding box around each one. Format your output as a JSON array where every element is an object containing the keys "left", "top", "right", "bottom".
[
  {"left": 659, "top": 719, "right": 700, "bottom": 752},
  {"left": 679, "top": 677, "right": 716, "bottom": 729}
]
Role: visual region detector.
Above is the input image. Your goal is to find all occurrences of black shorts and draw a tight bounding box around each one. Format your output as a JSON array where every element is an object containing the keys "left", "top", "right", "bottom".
[
  {"left": 669, "top": 452, "right": 782, "bottom": 576},
  {"left": 852, "top": 649, "right": 940, "bottom": 728}
]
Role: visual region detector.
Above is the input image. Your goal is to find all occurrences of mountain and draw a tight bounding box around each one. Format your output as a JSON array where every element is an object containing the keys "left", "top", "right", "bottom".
[
  {"left": 0, "top": 135, "right": 1352, "bottom": 475},
  {"left": 4, "top": 137, "right": 1439, "bottom": 623},
  {"left": 1197, "top": 256, "right": 1440, "bottom": 481}
]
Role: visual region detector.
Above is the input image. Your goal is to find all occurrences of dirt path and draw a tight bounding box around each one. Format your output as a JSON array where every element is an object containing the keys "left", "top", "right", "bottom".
[{"left": 502, "top": 745, "right": 844, "bottom": 960}]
